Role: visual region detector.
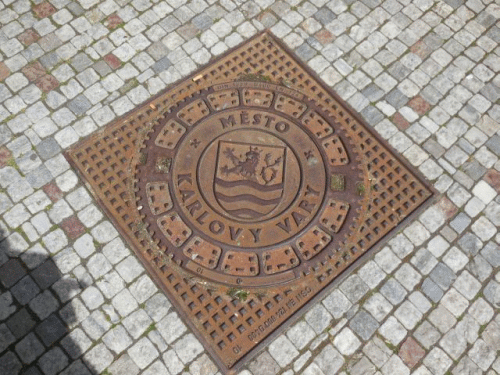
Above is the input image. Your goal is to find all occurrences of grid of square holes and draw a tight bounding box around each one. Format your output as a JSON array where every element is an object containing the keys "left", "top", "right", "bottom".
[
  {"left": 338, "top": 121, "right": 431, "bottom": 259},
  {"left": 72, "top": 122, "right": 139, "bottom": 229},
  {"left": 67, "top": 32, "right": 434, "bottom": 371},
  {"left": 157, "top": 267, "right": 291, "bottom": 362}
]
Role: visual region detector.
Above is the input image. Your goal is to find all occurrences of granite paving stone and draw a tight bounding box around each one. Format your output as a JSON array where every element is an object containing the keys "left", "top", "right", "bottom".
[
  {"left": 441, "top": 288, "right": 469, "bottom": 317},
  {"left": 469, "top": 298, "right": 494, "bottom": 325},
  {"left": 424, "top": 347, "right": 453, "bottom": 375},
  {"left": 340, "top": 274, "right": 370, "bottom": 303},
  {"left": 60, "top": 328, "right": 92, "bottom": 360},
  {"left": 454, "top": 270, "right": 482, "bottom": 299},
  {"left": 0, "top": 259, "right": 26, "bottom": 288},
  {"left": 481, "top": 319, "right": 500, "bottom": 352},
  {"left": 453, "top": 356, "right": 483, "bottom": 375},
  {"left": 0, "top": 324, "right": 15, "bottom": 354},
  {"left": 395, "top": 301, "right": 424, "bottom": 329},
  {"left": 322, "top": 289, "right": 352, "bottom": 318},
  {"left": 36, "top": 314, "right": 68, "bottom": 347},
  {"left": 83, "top": 343, "right": 113, "bottom": 374},
  {"left": 381, "top": 355, "right": 410, "bottom": 375},
  {"left": 115, "top": 255, "right": 144, "bottom": 283},
  {"left": 11, "top": 275, "right": 40, "bottom": 305},
  {"left": 374, "top": 246, "right": 401, "bottom": 273},
  {"left": 173, "top": 333, "right": 204, "bottom": 364},
  {"left": 143, "top": 293, "right": 170, "bottom": 323},
  {"left": 379, "top": 316, "right": 407, "bottom": 345},
  {"left": 350, "top": 356, "right": 376, "bottom": 375},
  {"left": 156, "top": 311, "right": 186, "bottom": 345},
  {"left": 268, "top": 335, "right": 299, "bottom": 368},
  {"left": 313, "top": 345, "right": 343, "bottom": 374},
  {"left": 161, "top": 350, "right": 183, "bottom": 375},
  {"left": 286, "top": 321, "right": 316, "bottom": 350},
  {"left": 363, "top": 292, "right": 393, "bottom": 322},
  {"left": 38, "top": 347, "right": 68, "bottom": 375},
  {"left": 128, "top": 275, "right": 157, "bottom": 304},
  {"left": 414, "top": 320, "right": 441, "bottom": 349},
  {"left": 305, "top": 304, "right": 333, "bottom": 334},
  {"left": 481, "top": 242, "right": 500, "bottom": 267},
  {"left": 395, "top": 264, "right": 421, "bottom": 291},
  {"left": 111, "top": 289, "right": 139, "bottom": 318},
  {"left": 399, "top": 337, "right": 425, "bottom": 368},
  {"left": 5, "top": 307, "right": 34, "bottom": 339},
  {"left": 58, "top": 360, "right": 92, "bottom": 375},
  {"left": 362, "top": 338, "right": 392, "bottom": 370},
  {"left": 380, "top": 278, "right": 407, "bottom": 305},
  {"left": 468, "top": 253, "right": 494, "bottom": 282},
  {"left": 442, "top": 246, "right": 469, "bottom": 272},
  {"left": 102, "top": 325, "right": 133, "bottom": 355},
  {"left": 0, "top": 351, "right": 22, "bottom": 375},
  {"left": 349, "top": 310, "right": 379, "bottom": 340},
  {"left": 333, "top": 327, "right": 361, "bottom": 355},
  {"left": 121, "top": 309, "right": 152, "bottom": 340},
  {"left": 15, "top": 332, "right": 44, "bottom": 365},
  {"left": 80, "top": 309, "right": 110, "bottom": 341},
  {"left": 80, "top": 286, "right": 104, "bottom": 311},
  {"left": 430, "top": 262, "right": 457, "bottom": 290},
  {"left": 106, "top": 354, "right": 140, "bottom": 375},
  {"left": 293, "top": 351, "right": 312, "bottom": 373},
  {"left": 248, "top": 351, "right": 280, "bottom": 375}
]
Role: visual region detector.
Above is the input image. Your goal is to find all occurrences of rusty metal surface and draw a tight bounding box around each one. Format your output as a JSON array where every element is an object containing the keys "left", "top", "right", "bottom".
[{"left": 66, "top": 31, "right": 436, "bottom": 374}]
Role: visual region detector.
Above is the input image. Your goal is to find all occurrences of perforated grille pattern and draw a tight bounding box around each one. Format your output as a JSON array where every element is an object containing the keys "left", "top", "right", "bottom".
[{"left": 66, "top": 32, "right": 435, "bottom": 374}]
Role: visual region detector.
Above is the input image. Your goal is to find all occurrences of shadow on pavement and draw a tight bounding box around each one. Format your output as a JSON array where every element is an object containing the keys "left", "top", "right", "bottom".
[{"left": 0, "top": 224, "right": 97, "bottom": 374}]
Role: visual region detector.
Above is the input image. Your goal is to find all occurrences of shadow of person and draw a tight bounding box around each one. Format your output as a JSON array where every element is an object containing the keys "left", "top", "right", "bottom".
[{"left": 0, "top": 223, "right": 97, "bottom": 375}]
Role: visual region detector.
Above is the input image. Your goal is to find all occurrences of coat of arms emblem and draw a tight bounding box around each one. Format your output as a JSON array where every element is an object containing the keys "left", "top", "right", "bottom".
[{"left": 215, "top": 141, "right": 286, "bottom": 220}]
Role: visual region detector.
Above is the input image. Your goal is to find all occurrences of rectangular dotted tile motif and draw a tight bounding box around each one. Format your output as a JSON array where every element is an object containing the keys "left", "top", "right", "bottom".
[{"left": 66, "top": 32, "right": 435, "bottom": 374}]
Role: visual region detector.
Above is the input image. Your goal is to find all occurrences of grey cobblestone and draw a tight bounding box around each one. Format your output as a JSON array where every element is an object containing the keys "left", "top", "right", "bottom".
[
  {"left": 286, "top": 321, "right": 316, "bottom": 350},
  {"left": 83, "top": 343, "right": 113, "bottom": 373},
  {"left": 111, "top": 289, "right": 138, "bottom": 318},
  {"left": 349, "top": 310, "right": 379, "bottom": 340},
  {"left": 414, "top": 320, "right": 441, "bottom": 349},
  {"left": 340, "top": 274, "right": 370, "bottom": 303},
  {"left": 53, "top": 247, "right": 80, "bottom": 274},
  {"left": 412, "top": 248, "right": 438, "bottom": 275},
  {"left": 106, "top": 355, "right": 139, "bottom": 375},
  {"left": 380, "top": 278, "right": 407, "bottom": 305},
  {"left": 29, "top": 290, "right": 59, "bottom": 320},
  {"left": 364, "top": 292, "right": 393, "bottom": 322},
  {"left": 268, "top": 335, "right": 299, "bottom": 367},
  {"left": 333, "top": 327, "right": 361, "bottom": 355},
  {"left": 102, "top": 325, "right": 133, "bottom": 355},
  {"left": 96, "top": 271, "right": 125, "bottom": 300},
  {"left": 322, "top": 289, "right": 352, "bottom": 319},
  {"left": 424, "top": 347, "right": 453, "bottom": 375},
  {"left": 379, "top": 316, "right": 407, "bottom": 345},
  {"left": 381, "top": 355, "right": 409, "bottom": 375},
  {"left": 305, "top": 304, "right": 332, "bottom": 334}
]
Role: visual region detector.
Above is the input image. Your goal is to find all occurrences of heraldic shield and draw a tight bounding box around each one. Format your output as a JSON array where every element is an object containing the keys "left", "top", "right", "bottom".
[{"left": 215, "top": 141, "right": 286, "bottom": 220}]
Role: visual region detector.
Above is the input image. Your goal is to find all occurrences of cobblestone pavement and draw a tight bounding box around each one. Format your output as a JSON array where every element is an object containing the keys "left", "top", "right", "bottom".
[{"left": 0, "top": 0, "right": 499, "bottom": 374}]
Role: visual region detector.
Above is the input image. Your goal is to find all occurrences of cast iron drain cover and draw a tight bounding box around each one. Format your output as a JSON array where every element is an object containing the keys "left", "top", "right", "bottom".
[
  {"left": 134, "top": 80, "right": 368, "bottom": 287},
  {"left": 66, "top": 32, "right": 436, "bottom": 374}
]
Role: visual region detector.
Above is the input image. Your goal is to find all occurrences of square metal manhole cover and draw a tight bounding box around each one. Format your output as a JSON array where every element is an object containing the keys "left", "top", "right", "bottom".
[{"left": 66, "top": 31, "right": 436, "bottom": 374}]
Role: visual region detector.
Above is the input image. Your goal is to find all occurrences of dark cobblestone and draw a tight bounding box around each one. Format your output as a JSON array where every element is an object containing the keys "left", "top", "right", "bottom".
[
  {"left": 350, "top": 310, "right": 380, "bottom": 340},
  {"left": 67, "top": 95, "right": 92, "bottom": 115}
]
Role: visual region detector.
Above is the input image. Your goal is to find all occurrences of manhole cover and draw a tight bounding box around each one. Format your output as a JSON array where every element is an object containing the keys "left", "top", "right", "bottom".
[
  {"left": 133, "top": 81, "right": 368, "bottom": 287},
  {"left": 66, "top": 32, "right": 436, "bottom": 374}
]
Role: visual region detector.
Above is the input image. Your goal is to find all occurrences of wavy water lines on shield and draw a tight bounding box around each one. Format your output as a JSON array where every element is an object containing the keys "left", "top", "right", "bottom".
[{"left": 214, "top": 141, "right": 286, "bottom": 220}]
